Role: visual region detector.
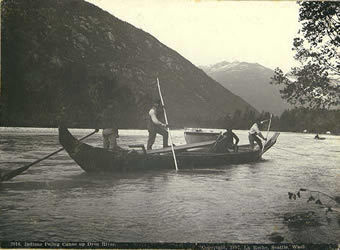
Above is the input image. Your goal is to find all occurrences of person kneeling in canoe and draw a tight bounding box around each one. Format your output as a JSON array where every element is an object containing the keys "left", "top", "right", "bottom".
[
  {"left": 211, "top": 128, "right": 239, "bottom": 153},
  {"left": 222, "top": 128, "right": 239, "bottom": 152},
  {"left": 248, "top": 119, "right": 267, "bottom": 150},
  {"left": 147, "top": 99, "right": 169, "bottom": 150}
]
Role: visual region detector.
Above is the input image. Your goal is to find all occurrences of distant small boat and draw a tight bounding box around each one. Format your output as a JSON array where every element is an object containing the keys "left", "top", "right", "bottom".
[
  {"left": 314, "top": 135, "right": 326, "bottom": 140},
  {"left": 184, "top": 128, "right": 221, "bottom": 144}
]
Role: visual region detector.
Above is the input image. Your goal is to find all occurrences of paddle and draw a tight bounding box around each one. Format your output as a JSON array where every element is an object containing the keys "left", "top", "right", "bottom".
[
  {"left": 0, "top": 129, "right": 99, "bottom": 182},
  {"left": 157, "top": 77, "right": 178, "bottom": 171}
]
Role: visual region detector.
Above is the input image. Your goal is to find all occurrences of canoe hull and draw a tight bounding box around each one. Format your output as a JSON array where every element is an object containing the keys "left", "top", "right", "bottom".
[{"left": 59, "top": 127, "right": 279, "bottom": 174}]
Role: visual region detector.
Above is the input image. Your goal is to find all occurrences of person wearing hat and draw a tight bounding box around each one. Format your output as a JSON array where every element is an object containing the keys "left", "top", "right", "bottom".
[
  {"left": 210, "top": 128, "right": 239, "bottom": 153},
  {"left": 222, "top": 128, "right": 239, "bottom": 152},
  {"left": 147, "top": 99, "right": 169, "bottom": 150},
  {"left": 215, "top": 128, "right": 240, "bottom": 153},
  {"left": 248, "top": 119, "right": 267, "bottom": 150}
]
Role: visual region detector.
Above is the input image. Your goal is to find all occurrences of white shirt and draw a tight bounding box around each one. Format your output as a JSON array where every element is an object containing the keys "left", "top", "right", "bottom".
[
  {"left": 149, "top": 108, "right": 163, "bottom": 126},
  {"left": 249, "top": 123, "right": 260, "bottom": 135}
]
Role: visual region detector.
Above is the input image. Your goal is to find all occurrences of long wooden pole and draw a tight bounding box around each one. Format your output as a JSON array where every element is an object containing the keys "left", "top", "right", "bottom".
[
  {"left": 0, "top": 129, "right": 98, "bottom": 182},
  {"left": 157, "top": 78, "right": 178, "bottom": 171},
  {"left": 266, "top": 114, "right": 273, "bottom": 139},
  {"left": 262, "top": 114, "right": 273, "bottom": 152}
]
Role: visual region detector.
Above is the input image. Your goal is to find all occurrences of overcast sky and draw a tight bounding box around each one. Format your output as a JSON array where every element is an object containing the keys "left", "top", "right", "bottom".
[{"left": 86, "top": 0, "right": 301, "bottom": 72}]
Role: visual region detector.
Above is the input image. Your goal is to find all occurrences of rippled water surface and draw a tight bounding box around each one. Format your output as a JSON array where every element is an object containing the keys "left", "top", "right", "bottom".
[{"left": 0, "top": 127, "right": 339, "bottom": 243}]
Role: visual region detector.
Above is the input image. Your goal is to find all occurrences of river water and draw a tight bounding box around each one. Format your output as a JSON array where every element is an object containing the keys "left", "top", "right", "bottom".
[{"left": 0, "top": 127, "right": 339, "bottom": 244}]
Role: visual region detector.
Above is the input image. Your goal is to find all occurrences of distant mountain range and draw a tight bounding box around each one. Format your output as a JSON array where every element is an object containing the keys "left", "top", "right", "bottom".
[
  {"left": 200, "top": 61, "right": 294, "bottom": 115},
  {"left": 1, "top": 0, "right": 257, "bottom": 128}
]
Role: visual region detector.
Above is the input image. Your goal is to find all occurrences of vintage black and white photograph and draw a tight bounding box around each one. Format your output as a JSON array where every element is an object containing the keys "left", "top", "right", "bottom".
[{"left": 0, "top": 0, "right": 339, "bottom": 247}]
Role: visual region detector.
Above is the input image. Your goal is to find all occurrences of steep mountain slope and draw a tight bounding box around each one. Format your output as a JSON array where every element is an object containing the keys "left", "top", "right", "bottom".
[
  {"left": 1, "top": 0, "right": 257, "bottom": 128},
  {"left": 201, "top": 61, "right": 294, "bottom": 115}
]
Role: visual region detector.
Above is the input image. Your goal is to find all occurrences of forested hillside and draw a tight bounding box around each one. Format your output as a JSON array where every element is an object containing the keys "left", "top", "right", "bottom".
[{"left": 1, "top": 0, "right": 256, "bottom": 129}]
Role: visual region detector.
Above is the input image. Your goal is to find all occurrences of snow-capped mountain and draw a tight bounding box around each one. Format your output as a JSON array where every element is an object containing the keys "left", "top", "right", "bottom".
[{"left": 200, "top": 61, "right": 294, "bottom": 115}]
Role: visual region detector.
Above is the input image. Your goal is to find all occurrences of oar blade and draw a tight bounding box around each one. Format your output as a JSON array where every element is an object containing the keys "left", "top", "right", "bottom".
[
  {"left": 0, "top": 129, "right": 98, "bottom": 182},
  {"left": 1, "top": 165, "right": 31, "bottom": 182}
]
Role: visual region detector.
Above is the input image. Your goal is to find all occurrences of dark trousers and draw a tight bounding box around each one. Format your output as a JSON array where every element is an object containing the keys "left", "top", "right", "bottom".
[
  {"left": 147, "top": 126, "right": 169, "bottom": 150},
  {"left": 248, "top": 134, "right": 263, "bottom": 150}
]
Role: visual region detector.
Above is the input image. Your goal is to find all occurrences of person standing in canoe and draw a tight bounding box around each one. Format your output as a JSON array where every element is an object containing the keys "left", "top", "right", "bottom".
[
  {"left": 101, "top": 104, "right": 119, "bottom": 150},
  {"left": 102, "top": 128, "right": 119, "bottom": 150},
  {"left": 147, "top": 99, "right": 169, "bottom": 150},
  {"left": 248, "top": 119, "right": 267, "bottom": 150}
]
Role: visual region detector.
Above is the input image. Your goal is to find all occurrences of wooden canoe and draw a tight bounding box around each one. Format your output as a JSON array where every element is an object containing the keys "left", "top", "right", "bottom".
[{"left": 59, "top": 127, "right": 280, "bottom": 173}]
